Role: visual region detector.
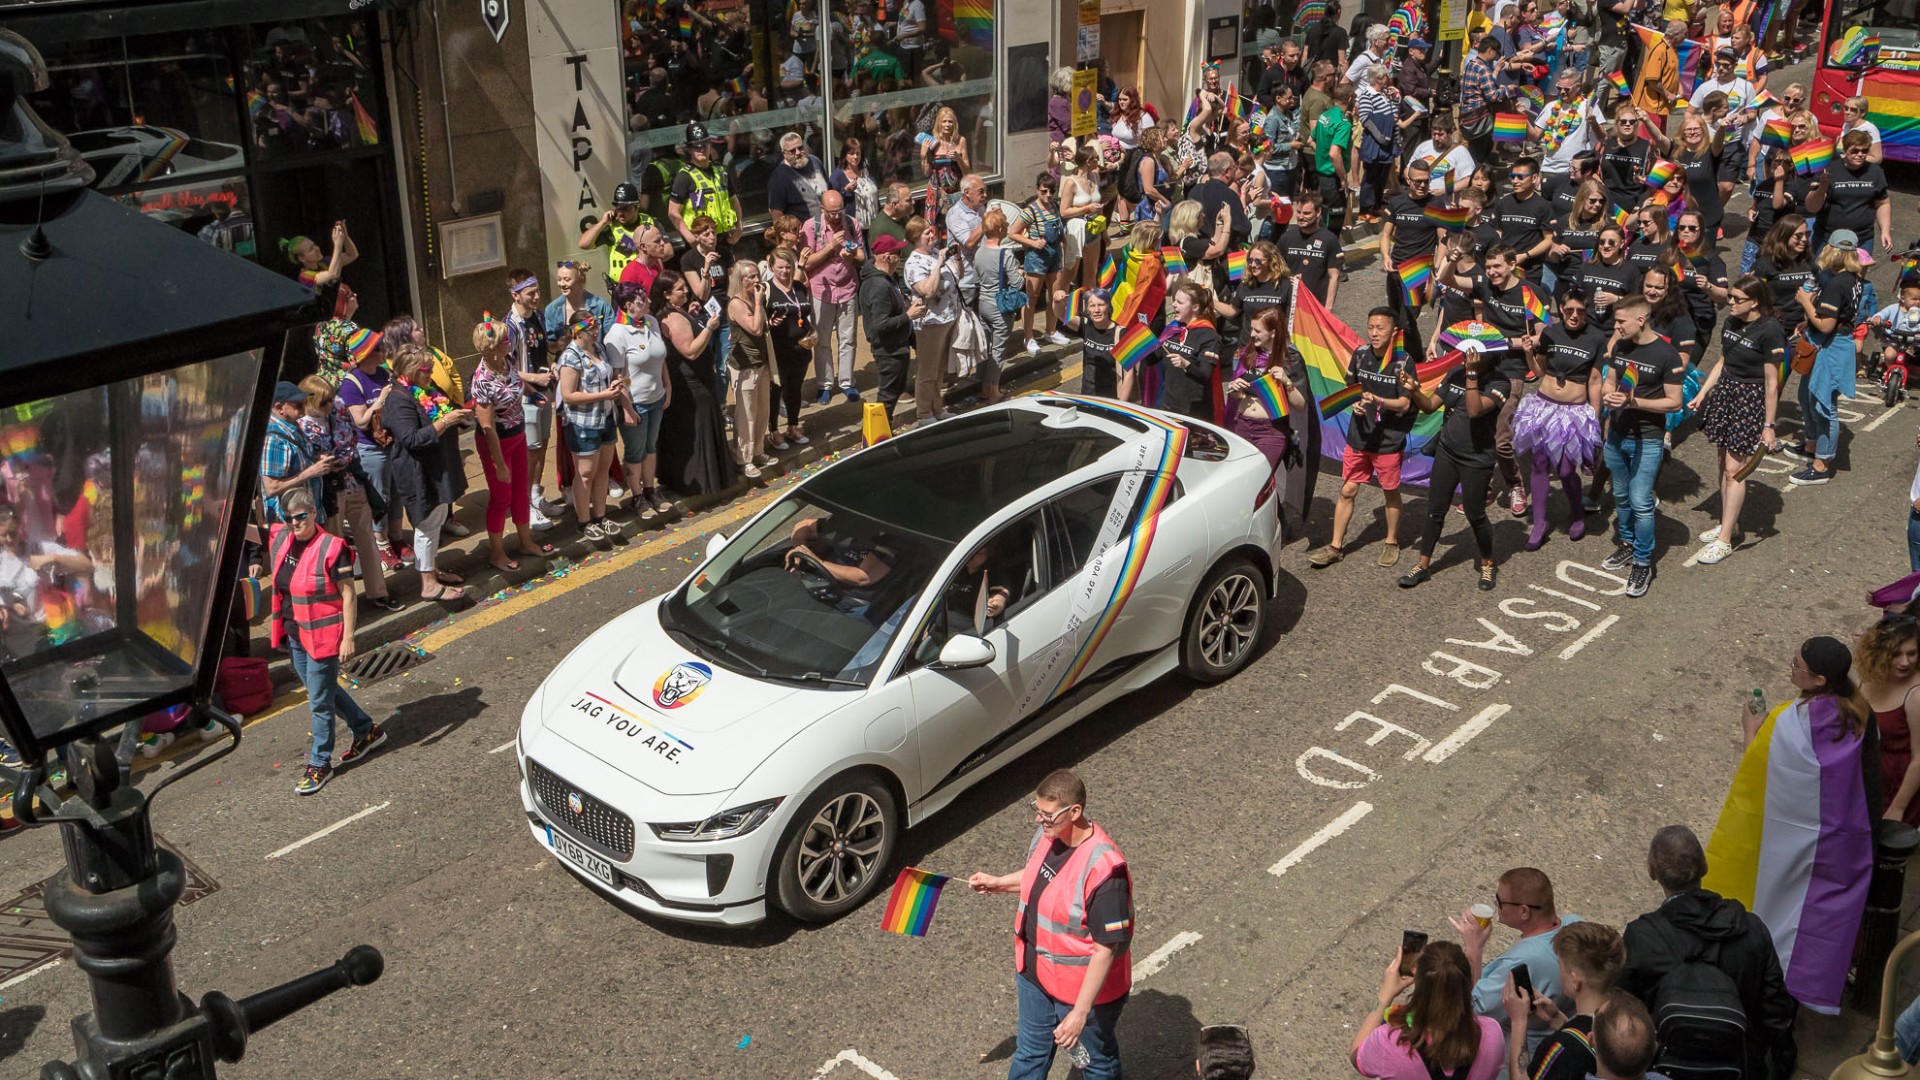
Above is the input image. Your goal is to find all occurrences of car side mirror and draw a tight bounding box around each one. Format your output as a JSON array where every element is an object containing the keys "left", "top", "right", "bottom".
[
  {"left": 931, "top": 634, "right": 996, "bottom": 671},
  {"left": 705, "top": 532, "right": 728, "bottom": 561}
]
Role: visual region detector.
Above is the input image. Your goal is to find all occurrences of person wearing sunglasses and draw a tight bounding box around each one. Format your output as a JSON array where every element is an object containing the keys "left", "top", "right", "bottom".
[
  {"left": 1451, "top": 867, "right": 1582, "bottom": 1067},
  {"left": 968, "top": 769, "right": 1132, "bottom": 1080},
  {"left": 1689, "top": 277, "right": 1782, "bottom": 564},
  {"left": 1806, "top": 129, "right": 1892, "bottom": 257},
  {"left": 262, "top": 485, "right": 387, "bottom": 796},
  {"left": 1840, "top": 95, "right": 1886, "bottom": 165}
]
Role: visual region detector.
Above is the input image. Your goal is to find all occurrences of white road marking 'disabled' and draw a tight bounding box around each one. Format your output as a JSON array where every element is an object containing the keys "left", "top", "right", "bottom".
[
  {"left": 265, "top": 802, "right": 392, "bottom": 860},
  {"left": 1269, "top": 801, "right": 1374, "bottom": 877},
  {"left": 1132, "top": 930, "right": 1203, "bottom": 981},
  {"left": 811, "top": 1049, "right": 905, "bottom": 1079},
  {"left": 1555, "top": 614, "right": 1620, "bottom": 659}
]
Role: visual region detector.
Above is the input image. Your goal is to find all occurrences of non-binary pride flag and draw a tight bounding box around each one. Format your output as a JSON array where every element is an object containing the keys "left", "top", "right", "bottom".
[
  {"left": 1791, "top": 138, "right": 1835, "bottom": 175},
  {"left": 1492, "top": 113, "right": 1529, "bottom": 143},
  {"left": 1113, "top": 321, "right": 1159, "bottom": 372},
  {"left": 881, "top": 867, "right": 951, "bottom": 937}
]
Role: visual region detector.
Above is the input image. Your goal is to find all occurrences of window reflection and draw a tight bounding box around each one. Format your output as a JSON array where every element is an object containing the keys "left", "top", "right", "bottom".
[
  {"left": 117, "top": 179, "right": 258, "bottom": 261},
  {"left": 240, "top": 17, "right": 381, "bottom": 160}
]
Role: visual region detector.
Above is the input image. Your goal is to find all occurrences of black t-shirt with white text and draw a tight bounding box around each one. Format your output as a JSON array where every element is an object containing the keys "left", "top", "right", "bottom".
[
  {"left": 1719, "top": 316, "right": 1788, "bottom": 383},
  {"left": 1386, "top": 194, "right": 1442, "bottom": 264},
  {"left": 1491, "top": 192, "right": 1555, "bottom": 260},
  {"left": 1279, "top": 225, "right": 1342, "bottom": 298},
  {"left": 1434, "top": 366, "right": 1511, "bottom": 467},
  {"left": 1609, "top": 335, "right": 1686, "bottom": 434},
  {"left": 1540, "top": 322, "right": 1607, "bottom": 381},
  {"left": 1347, "top": 345, "right": 1417, "bottom": 453},
  {"left": 1820, "top": 160, "right": 1889, "bottom": 237}
]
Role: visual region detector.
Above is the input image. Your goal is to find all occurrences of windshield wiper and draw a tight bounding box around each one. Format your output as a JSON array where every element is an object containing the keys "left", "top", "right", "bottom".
[
  {"left": 767, "top": 671, "right": 868, "bottom": 689},
  {"left": 668, "top": 625, "right": 773, "bottom": 679}
]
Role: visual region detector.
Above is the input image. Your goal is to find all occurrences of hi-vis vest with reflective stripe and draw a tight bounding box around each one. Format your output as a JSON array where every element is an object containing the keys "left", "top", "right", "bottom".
[
  {"left": 1013, "top": 821, "right": 1133, "bottom": 1005},
  {"left": 681, "top": 165, "right": 738, "bottom": 233},
  {"left": 267, "top": 523, "right": 350, "bottom": 659},
  {"left": 604, "top": 218, "right": 657, "bottom": 282}
]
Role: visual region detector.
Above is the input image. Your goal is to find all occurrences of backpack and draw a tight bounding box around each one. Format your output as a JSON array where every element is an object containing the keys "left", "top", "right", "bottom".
[
  {"left": 1647, "top": 916, "right": 1748, "bottom": 1080},
  {"left": 1116, "top": 146, "right": 1148, "bottom": 204}
]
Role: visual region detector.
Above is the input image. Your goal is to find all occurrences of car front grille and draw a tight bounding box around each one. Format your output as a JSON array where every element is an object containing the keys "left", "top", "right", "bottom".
[{"left": 528, "top": 759, "right": 635, "bottom": 860}]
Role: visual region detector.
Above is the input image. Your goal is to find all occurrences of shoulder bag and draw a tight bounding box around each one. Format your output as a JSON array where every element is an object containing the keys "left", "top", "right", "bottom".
[{"left": 997, "top": 249, "right": 1029, "bottom": 314}]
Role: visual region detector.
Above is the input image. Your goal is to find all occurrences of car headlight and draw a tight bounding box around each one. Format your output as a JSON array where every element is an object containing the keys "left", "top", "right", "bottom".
[{"left": 648, "top": 797, "right": 785, "bottom": 842}]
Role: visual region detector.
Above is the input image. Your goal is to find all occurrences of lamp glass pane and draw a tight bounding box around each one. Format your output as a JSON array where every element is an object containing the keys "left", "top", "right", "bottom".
[{"left": 0, "top": 350, "right": 264, "bottom": 745}]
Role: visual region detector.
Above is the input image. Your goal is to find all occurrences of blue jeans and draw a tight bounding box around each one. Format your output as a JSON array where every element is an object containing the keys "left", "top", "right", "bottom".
[
  {"left": 288, "top": 635, "right": 373, "bottom": 769},
  {"left": 1897, "top": 990, "right": 1920, "bottom": 1062},
  {"left": 1800, "top": 339, "right": 1847, "bottom": 462},
  {"left": 1602, "top": 424, "right": 1666, "bottom": 566},
  {"left": 1008, "top": 974, "right": 1126, "bottom": 1080},
  {"left": 1908, "top": 507, "right": 1920, "bottom": 572},
  {"left": 713, "top": 322, "right": 732, "bottom": 395},
  {"left": 357, "top": 444, "right": 399, "bottom": 537}
]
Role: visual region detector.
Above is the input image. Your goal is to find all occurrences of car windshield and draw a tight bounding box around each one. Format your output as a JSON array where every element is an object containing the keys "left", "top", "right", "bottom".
[{"left": 661, "top": 494, "right": 950, "bottom": 686}]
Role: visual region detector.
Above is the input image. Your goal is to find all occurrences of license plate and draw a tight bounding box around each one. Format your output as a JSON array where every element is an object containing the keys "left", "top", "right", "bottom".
[{"left": 546, "top": 825, "right": 616, "bottom": 887}]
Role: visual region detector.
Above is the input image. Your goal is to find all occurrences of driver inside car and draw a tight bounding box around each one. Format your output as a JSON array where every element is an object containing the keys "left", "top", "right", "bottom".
[{"left": 784, "top": 516, "right": 897, "bottom": 591}]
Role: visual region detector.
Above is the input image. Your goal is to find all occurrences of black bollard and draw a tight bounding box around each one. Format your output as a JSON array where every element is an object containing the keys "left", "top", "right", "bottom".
[{"left": 1852, "top": 819, "right": 1920, "bottom": 1012}]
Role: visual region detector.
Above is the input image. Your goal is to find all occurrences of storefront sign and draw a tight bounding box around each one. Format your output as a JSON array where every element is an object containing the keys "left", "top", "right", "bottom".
[
  {"left": 483, "top": 0, "right": 510, "bottom": 42},
  {"left": 1077, "top": 0, "right": 1100, "bottom": 62},
  {"left": 527, "top": 0, "right": 622, "bottom": 277},
  {"left": 1071, "top": 67, "right": 1098, "bottom": 137}
]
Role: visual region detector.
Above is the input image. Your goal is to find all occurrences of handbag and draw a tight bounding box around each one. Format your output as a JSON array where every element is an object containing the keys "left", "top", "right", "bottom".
[
  {"left": 996, "top": 251, "right": 1028, "bottom": 314},
  {"left": 1458, "top": 104, "right": 1495, "bottom": 139},
  {"left": 1791, "top": 334, "right": 1816, "bottom": 375}
]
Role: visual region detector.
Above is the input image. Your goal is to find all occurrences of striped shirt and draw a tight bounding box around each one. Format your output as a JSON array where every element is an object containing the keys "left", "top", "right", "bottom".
[{"left": 559, "top": 341, "right": 618, "bottom": 432}]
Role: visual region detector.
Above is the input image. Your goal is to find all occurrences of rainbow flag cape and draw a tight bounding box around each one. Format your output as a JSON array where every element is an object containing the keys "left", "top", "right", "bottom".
[
  {"left": 1293, "top": 281, "right": 1442, "bottom": 483},
  {"left": 1065, "top": 288, "right": 1087, "bottom": 324},
  {"left": 1703, "top": 696, "right": 1870, "bottom": 1014},
  {"left": 1645, "top": 158, "right": 1681, "bottom": 189},
  {"left": 881, "top": 867, "right": 951, "bottom": 936},
  {"left": 1492, "top": 113, "right": 1528, "bottom": 143},
  {"left": 1113, "top": 322, "right": 1159, "bottom": 372},
  {"left": 1759, "top": 115, "right": 1794, "bottom": 148},
  {"left": 1608, "top": 70, "right": 1632, "bottom": 95},
  {"left": 1160, "top": 246, "right": 1189, "bottom": 275},
  {"left": 1225, "top": 250, "right": 1248, "bottom": 282},
  {"left": 1425, "top": 204, "right": 1471, "bottom": 230},
  {"left": 349, "top": 91, "right": 379, "bottom": 145},
  {"left": 1791, "top": 138, "right": 1834, "bottom": 175},
  {"left": 1395, "top": 253, "right": 1433, "bottom": 306},
  {"left": 1247, "top": 371, "right": 1291, "bottom": 419},
  {"left": 1520, "top": 284, "right": 1549, "bottom": 324}
]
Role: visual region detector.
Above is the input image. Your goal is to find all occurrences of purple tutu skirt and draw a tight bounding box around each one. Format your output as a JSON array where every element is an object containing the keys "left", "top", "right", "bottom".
[{"left": 1510, "top": 394, "right": 1600, "bottom": 471}]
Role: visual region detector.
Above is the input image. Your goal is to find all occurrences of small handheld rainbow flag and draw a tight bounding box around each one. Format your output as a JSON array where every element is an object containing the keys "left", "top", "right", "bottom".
[
  {"left": 1396, "top": 253, "right": 1434, "bottom": 306},
  {"left": 1608, "top": 204, "right": 1632, "bottom": 228},
  {"left": 1430, "top": 159, "right": 1457, "bottom": 192},
  {"left": 1608, "top": 70, "right": 1632, "bottom": 95},
  {"left": 1247, "top": 371, "right": 1291, "bottom": 419},
  {"left": 1318, "top": 379, "right": 1365, "bottom": 419},
  {"left": 678, "top": 13, "right": 694, "bottom": 35},
  {"left": 1492, "top": 113, "right": 1529, "bottom": 144},
  {"left": 1425, "top": 204, "right": 1471, "bottom": 230},
  {"left": 349, "top": 91, "right": 379, "bottom": 145},
  {"left": 1225, "top": 250, "right": 1249, "bottom": 282},
  {"left": 1644, "top": 158, "right": 1681, "bottom": 189},
  {"left": 1520, "top": 284, "right": 1549, "bottom": 324},
  {"left": 1615, "top": 362, "right": 1641, "bottom": 396},
  {"left": 881, "top": 867, "right": 951, "bottom": 937},
  {"left": 1759, "top": 116, "right": 1794, "bottom": 148},
  {"left": 1414, "top": 350, "right": 1467, "bottom": 391},
  {"left": 1680, "top": 242, "right": 1713, "bottom": 268},
  {"left": 1097, "top": 252, "right": 1119, "bottom": 289},
  {"left": 727, "top": 74, "right": 749, "bottom": 96},
  {"left": 1790, "top": 138, "right": 1834, "bottom": 175},
  {"left": 1065, "top": 288, "right": 1087, "bottom": 324},
  {"left": 1113, "top": 322, "right": 1159, "bottom": 371},
  {"left": 1224, "top": 84, "right": 1250, "bottom": 121},
  {"left": 1160, "top": 246, "right": 1189, "bottom": 275}
]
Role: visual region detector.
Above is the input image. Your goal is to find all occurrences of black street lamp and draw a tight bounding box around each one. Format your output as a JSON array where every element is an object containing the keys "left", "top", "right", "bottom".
[{"left": 0, "top": 31, "right": 383, "bottom": 1079}]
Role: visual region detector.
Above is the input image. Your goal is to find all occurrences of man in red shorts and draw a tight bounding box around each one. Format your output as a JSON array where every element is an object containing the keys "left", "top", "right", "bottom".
[{"left": 1310, "top": 307, "right": 1416, "bottom": 569}]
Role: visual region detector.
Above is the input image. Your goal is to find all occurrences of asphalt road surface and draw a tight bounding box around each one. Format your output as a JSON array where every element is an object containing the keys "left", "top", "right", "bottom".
[{"left": 3, "top": 171, "right": 1919, "bottom": 1080}]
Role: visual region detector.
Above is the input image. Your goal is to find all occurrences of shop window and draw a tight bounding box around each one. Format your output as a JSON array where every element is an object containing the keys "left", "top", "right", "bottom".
[
  {"left": 115, "top": 179, "right": 258, "bottom": 262},
  {"left": 238, "top": 17, "right": 383, "bottom": 162},
  {"left": 27, "top": 32, "right": 243, "bottom": 191}
]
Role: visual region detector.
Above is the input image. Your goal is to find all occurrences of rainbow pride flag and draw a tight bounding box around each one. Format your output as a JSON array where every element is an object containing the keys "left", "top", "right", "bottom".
[
  {"left": 881, "top": 867, "right": 950, "bottom": 937},
  {"left": 1248, "top": 372, "right": 1290, "bottom": 419},
  {"left": 1225, "top": 250, "right": 1248, "bottom": 282},
  {"left": 1492, "top": 113, "right": 1528, "bottom": 143},
  {"left": 1862, "top": 69, "right": 1920, "bottom": 164},
  {"left": 1065, "top": 288, "right": 1087, "bottom": 324},
  {"left": 1425, "top": 204, "right": 1471, "bottom": 230},
  {"left": 1113, "top": 322, "right": 1158, "bottom": 372},
  {"left": 1703, "top": 696, "right": 1870, "bottom": 1013},
  {"left": 1609, "top": 204, "right": 1632, "bottom": 228},
  {"left": 1414, "top": 350, "right": 1467, "bottom": 392},
  {"left": 954, "top": 0, "right": 993, "bottom": 43},
  {"left": 1296, "top": 0, "right": 1329, "bottom": 24},
  {"left": 1608, "top": 70, "right": 1632, "bottom": 95},
  {"left": 1225, "top": 84, "right": 1250, "bottom": 121},
  {"left": 678, "top": 13, "right": 694, "bottom": 36},
  {"left": 1645, "top": 158, "right": 1681, "bottom": 189},
  {"left": 1395, "top": 253, "right": 1433, "bottom": 306},
  {"left": 1520, "top": 284, "right": 1549, "bottom": 324},
  {"left": 1615, "top": 362, "right": 1640, "bottom": 396},
  {"left": 1098, "top": 252, "right": 1120, "bottom": 289},
  {"left": 1160, "top": 246, "right": 1189, "bottom": 275},
  {"left": 1294, "top": 281, "right": 1442, "bottom": 483},
  {"left": 1791, "top": 137, "right": 1834, "bottom": 175},
  {"left": 349, "top": 91, "right": 379, "bottom": 145},
  {"left": 1760, "top": 115, "right": 1794, "bottom": 148}
]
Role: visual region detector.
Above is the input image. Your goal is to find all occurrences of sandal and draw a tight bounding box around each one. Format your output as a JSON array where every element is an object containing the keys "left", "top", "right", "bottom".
[
  {"left": 422, "top": 585, "right": 468, "bottom": 603},
  {"left": 434, "top": 570, "right": 465, "bottom": 586}
]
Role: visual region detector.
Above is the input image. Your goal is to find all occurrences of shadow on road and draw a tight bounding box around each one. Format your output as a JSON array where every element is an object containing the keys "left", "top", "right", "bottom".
[
  {"left": 383, "top": 686, "right": 487, "bottom": 755},
  {"left": 0, "top": 1005, "right": 47, "bottom": 1064},
  {"left": 973, "top": 987, "right": 1201, "bottom": 1078}
]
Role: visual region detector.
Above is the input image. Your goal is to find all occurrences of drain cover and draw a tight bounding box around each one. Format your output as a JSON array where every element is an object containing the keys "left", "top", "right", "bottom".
[
  {"left": 0, "top": 836, "right": 218, "bottom": 986},
  {"left": 341, "top": 641, "right": 432, "bottom": 687}
]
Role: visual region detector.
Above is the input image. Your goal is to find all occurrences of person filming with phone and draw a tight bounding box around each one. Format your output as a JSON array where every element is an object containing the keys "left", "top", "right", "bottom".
[
  {"left": 967, "top": 769, "right": 1132, "bottom": 1080},
  {"left": 1352, "top": 936, "right": 1505, "bottom": 1078},
  {"left": 1452, "top": 867, "right": 1585, "bottom": 1069}
]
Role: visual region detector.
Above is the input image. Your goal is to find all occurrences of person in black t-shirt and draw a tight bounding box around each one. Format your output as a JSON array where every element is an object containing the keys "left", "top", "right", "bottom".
[
  {"left": 1399, "top": 345, "right": 1511, "bottom": 591},
  {"left": 1573, "top": 224, "right": 1642, "bottom": 333},
  {"left": 1599, "top": 296, "right": 1685, "bottom": 597},
  {"left": 1309, "top": 308, "right": 1416, "bottom": 570},
  {"left": 1220, "top": 241, "right": 1293, "bottom": 349},
  {"left": 1599, "top": 103, "right": 1653, "bottom": 218},
  {"left": 1062, "top": 289, "right": 1121, "bottom": 398},
  {"left": 1746, "top": 147, "right": 1814, "bottom": 275},
  {"left": 1549, "top": 177, "right": 1610, "bottom": 287},
  {"left": 1380, "top": 157, "right": 1441, "bottom": 350},
  {"left": 1491, "top": 156, "right": 1557, "bottom": 280},
  {"left": 1501, "top": 921, "right": 1627, "bottom": 1080},
  {"left": 1516, "top": 289, "right": 1607, "bottom": 550},
  {"left": 1279, "top": 192, "right": 1344, "bottom": 307},
  {"left": 1789, "top": 231, "right": 1869, "bottom": 485},
  {"left": 1691, "top": 275, "right": 1785, "bottom": 562},
  {"left": 1807, "top": 131, "right": 1892, "bottom": 254}
]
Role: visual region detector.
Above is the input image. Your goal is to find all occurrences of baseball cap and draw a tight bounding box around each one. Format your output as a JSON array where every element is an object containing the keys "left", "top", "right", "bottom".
[
  {"left": 871, "top": 235, "right": 909, "bottom": 255},
  {"left": 272, "top": 380, "right": 307, "bottom": 405},
  {"left": 1828, "top": 229, "right": 1861, "bottom": 251},
  {"left": 1408, "top": 38, "right": 1433, "bottom": 49},
  {"left": 1715, "top": 47, "right": 1738, "bottom": 61}
]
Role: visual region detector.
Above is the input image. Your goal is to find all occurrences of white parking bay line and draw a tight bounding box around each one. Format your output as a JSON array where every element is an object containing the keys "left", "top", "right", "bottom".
[
  {"left": 811, "top": 1049, "right": 904, "bottom": 1079},
  {"left": 266, "top": 802, "right": 391, "bottom": 860},
  {"left": 0, "top": 960, "right": 61, "bottom": 989},
  {"left": 1556, "top": 614, "right": 1620, "bottom": 659},
  {"left": 1269, "top": 801, "right": 1373, "bottom": 877},
  {"left": 1132, "top": 931, "right": 1203, "bottom": 981},
  {"left": 488, "top": 738, "right": 517, "bottom": 755},
  {"left": 1866, "top": 402, "right": 1905, "bottom": 433},
  {"left": 1423, "top": 704, "right": 1514, "bottom": 764}
]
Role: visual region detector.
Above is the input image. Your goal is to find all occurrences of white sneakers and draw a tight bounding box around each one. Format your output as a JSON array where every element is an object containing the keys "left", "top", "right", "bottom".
[
  {"left": 1696, "top": 540, "right": 1735, "bottom": 565},
  {"left": 529, "top": 504, "right": 555, "bottom": 531}
]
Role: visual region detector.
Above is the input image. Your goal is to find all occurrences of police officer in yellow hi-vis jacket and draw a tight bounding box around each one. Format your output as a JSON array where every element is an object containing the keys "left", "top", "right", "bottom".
[{"left": 969, "top": 769, "right": 1133, "bottom": 1080}]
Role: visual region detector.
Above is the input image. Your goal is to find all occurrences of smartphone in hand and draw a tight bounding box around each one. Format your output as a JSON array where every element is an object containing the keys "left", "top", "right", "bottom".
[
  {"left": 1510, "top": 963, "right": 1533, "bottom": 999},
  {"left": 1398, "top": 930, "right": 1428, "bottom": 976}
]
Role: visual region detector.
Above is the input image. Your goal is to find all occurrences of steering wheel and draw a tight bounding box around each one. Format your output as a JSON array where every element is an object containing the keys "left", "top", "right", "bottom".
[{"left": 784, "top": 548, "right": 843, "bottom": 604}]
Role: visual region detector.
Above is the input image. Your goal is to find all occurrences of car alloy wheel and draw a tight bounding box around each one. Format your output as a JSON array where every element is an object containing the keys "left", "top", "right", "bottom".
[
  {"left": 1179, "top": 556, "right": 1266, "bottom": 684},
  {"left": 772, "top": 771, "right": 900, "bottom": 922}
]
